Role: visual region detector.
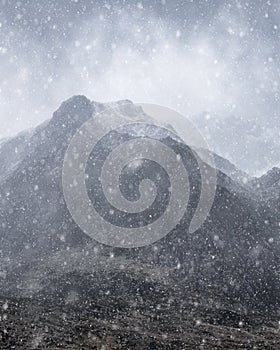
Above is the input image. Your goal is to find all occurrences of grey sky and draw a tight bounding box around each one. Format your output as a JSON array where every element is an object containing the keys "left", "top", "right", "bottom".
[{"left": 0, "top": 0, "right": 279, "bottom": 174}]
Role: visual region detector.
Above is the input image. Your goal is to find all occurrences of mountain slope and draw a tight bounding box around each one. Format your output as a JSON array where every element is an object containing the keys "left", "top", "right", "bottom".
[{"left": 0, "top": 96, "right": 279, "bottom": 349}]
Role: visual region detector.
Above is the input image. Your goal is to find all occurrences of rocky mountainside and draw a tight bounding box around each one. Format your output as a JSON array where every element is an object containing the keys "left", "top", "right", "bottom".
[
  {"left": 0, "top": 96, "right": 279, "bottom": 349},
  {"left": 248, "top": 167, "right": 280, "bottom": 224},
  {"left": 250, "top": 167, "right": 280, "bottom": 196}
]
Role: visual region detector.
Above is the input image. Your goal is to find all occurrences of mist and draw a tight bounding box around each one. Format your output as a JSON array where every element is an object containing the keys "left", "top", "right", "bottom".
[{"left": 0, "top": 0, "right": 279, "bottom": 174}]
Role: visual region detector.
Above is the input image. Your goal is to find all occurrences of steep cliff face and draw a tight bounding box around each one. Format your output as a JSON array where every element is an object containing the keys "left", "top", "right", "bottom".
[{"left": 0, "top": 96, "right": 279, "bottom": 318}]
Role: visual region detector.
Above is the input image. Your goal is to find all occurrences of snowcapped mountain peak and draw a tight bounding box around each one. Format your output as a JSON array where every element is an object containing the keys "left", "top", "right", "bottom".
[{"left": 50, "top": 95, "right": 94, "bottom": 129}]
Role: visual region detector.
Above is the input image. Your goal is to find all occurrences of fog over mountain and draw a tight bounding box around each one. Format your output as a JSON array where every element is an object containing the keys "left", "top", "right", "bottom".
[
  {"left": 0, "top": 0, "right": 279, "bottom": 174},
  {"left": 0, "top": 2, "right": 279, "bottom": 347},
  {"left": 0, "top": 95, "right": 279, "bottom": 348}
]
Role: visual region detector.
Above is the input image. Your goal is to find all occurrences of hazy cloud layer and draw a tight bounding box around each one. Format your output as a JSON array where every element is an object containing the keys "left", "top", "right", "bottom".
[{"left": 0, "top": 0, "right": 279, "bottom": 174}]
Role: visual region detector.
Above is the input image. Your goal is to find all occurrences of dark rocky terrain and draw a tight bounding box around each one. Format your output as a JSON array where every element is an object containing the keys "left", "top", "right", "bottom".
[{"left": 0, "top": 96, "right": 279, "bottom": 349}]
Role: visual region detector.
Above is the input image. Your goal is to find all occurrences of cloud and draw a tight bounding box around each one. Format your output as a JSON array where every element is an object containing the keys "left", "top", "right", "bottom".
[{"left": 0, "top": 0, "right": 279, "bottom": 174}]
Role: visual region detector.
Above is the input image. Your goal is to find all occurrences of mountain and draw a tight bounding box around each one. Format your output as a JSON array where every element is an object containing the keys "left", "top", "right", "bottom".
[
  {"left": 250, "top": 167, "right": 280, "bottom": 195},
  {"left": 0, "top": 96, "right": 279, "bottom": 349},
  {"left": 195, "top": 147, "right": 251, "bottom": 186},
  {"left": 193, "top": 111, "right": 280, "bottom": 175},
  {"left": 248, "top": 167, "right": 280, "bottom": 226}
]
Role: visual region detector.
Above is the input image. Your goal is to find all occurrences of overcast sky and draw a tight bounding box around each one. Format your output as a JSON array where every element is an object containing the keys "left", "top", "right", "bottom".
[{"left": 0, "top": 0, "right": 279, "bottom": 174}]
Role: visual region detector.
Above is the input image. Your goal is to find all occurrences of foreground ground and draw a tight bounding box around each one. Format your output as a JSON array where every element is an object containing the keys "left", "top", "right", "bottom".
[{"left": 0, "top": 295, "right": 279, "bottom": 350}]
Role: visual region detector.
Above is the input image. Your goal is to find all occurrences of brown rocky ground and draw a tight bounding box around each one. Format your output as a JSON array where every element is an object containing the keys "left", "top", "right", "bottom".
[
  {"left": 0, "top": 253, "right": 279, "bottom": 349},
  {"left": 0, "top": 295, "right": 279, "bottom": 350}
]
